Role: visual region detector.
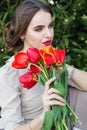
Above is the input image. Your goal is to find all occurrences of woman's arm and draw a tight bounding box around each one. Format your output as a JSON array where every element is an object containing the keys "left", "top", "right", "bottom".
[
  {"left": 14, "top": 113, "right": 44, "bottom": 130},
  {"left": 67, "top": 65, "right": 87, "bottom": 91},
  {"left": 14, "top": 77, "right": 65, "bottom": 130}
]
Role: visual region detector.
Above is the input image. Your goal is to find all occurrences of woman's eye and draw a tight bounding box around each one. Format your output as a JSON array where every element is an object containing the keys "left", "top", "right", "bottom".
[
  {"left": 35, "top": 27, "right": 42, "bottom": 32},
  {"left": 49, "top": 23, "right": 54, "bottom": 28}
]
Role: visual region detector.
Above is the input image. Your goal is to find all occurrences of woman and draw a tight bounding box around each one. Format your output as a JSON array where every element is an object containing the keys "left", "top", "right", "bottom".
[{"left": 0, "top": 0, "right": 87, "bottom": 130}]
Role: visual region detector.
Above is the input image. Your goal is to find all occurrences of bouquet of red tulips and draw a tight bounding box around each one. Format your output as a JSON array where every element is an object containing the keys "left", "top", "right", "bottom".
[{"left": 12, "top": 45, "right": 80, "bottom": 130}]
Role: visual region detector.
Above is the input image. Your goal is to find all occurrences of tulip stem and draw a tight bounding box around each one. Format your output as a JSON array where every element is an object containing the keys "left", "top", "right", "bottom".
[
  {"left": 65, "top": 101, "right": 81, "bottom": 124},
  {"left": 39, "top": 63, "right": 49, "bottom": 80}
]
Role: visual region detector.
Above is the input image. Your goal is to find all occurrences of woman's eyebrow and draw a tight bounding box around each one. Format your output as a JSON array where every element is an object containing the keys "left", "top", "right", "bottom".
[
  {"left": 33, "top": 21, "right": 53, "bottom": 29},
  {"left": 33, "top": 25, "right": 44, "bottom": 29}
]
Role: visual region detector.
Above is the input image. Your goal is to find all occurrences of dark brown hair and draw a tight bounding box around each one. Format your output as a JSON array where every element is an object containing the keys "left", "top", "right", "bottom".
[{"left": 3, "top": 0, "right": 53, "bottom": 51}]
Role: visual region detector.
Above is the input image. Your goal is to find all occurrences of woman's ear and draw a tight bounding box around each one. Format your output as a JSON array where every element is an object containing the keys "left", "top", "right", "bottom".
[{"left": 20, "top": 35, "right": 25, "bottom": 41}]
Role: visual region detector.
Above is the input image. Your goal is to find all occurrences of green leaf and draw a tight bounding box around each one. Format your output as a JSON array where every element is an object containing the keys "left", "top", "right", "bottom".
[
  {"left": 56, "top": 83, "right": 65, "bottom": 96},
  {"left": 60, "top": 64, "right": 68, "bottom": 98},
  {"left": 52, "top": 105, "right": 62, "bottom": 123},
  {"left": 62, "top": 105, "right": 67, "bottom": 119},
  {"left": 42, "top": 110, "right": 54, "bottom": 130}
]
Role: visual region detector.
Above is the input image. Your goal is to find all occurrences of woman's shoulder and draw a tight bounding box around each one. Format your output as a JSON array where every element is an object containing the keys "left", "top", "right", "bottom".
[
  {"left": 0, "top": 56, "right": 26, "bottom": 91},
  {"left": 0, "top": 57, "right": 21, "bottom": 94},
  {"left": 0, "top": 56, "right": 29, "bottom": 82},
  {"left": 0, "top": 56, "right": 24, "bottom": 83},
  {"left": 0, "top": 56, "right": 17, "bottom": 77}
]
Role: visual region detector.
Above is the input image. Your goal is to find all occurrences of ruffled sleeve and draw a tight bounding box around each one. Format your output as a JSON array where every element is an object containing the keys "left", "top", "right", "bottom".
[{"left": 0, "top": 59, "right": 25, "bottom": 130}]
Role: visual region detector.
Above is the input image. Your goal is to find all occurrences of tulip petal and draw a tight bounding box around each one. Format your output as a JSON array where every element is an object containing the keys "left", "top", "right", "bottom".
[
  {"left": 12, "top": 52, "right": 29, "bottom": 69},
  {"left": 27, "top": 48, "right": 41, "bottom": 63},
  {"left": 30, "top": 64, "right": 40, "bottom": 74},
  {"left": 19, "top": 71, "right": 37, "bottom": 89}
]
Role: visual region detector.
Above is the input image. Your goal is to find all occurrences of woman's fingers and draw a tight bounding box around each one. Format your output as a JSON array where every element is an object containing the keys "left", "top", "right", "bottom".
[
  {"left": 48, "top": 100, "right": 64, "bottom": 106},
  {"left": 47, "top": 88, "right": 60, "bottom": 95},
  {"left": 43, "top": 77, "right": 65, "bottom": 112},
  {"left": 45, "top": 77, "right": 56, "bottom": 91},
  {"left": 48, "top": 93, "right": 65, "bottom": 103}
]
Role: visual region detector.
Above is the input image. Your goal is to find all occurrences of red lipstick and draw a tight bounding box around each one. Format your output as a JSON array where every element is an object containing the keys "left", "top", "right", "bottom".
[{"left": 42, "top": 40, "right": 51, "bottom": 46}]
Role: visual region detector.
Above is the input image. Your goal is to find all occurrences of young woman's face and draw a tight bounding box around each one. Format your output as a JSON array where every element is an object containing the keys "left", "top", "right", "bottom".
[{"left": 22, "top": 10, "right": 54, "bottom": 51}]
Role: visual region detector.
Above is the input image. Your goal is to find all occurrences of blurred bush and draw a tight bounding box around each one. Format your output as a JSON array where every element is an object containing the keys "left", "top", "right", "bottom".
[{"left": 0, "top": 0, "right": 23, "bottom": 66}]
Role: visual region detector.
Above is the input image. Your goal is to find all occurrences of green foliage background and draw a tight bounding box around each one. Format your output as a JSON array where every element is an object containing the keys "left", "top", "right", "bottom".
[{"left": 0, "top": 0, "right": 87, "bottom": 70}]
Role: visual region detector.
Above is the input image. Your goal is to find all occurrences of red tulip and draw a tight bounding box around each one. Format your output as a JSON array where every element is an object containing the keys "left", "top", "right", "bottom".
[
  {"left": 40, "top": 46, "right": 56, "bottom": 66},
  {"left": 12, "top": 52, "right": 29, "bottom": 69},
  {"left": 19, "top": 71, "right": 37, "bottom": 89},
  {"left": 55, "top": 49, "right": 66, "bottom": 66},
  {"left": 27, "top": 48, "right": 41, "bottom": 63},
  {"left": 42, "top": 53, "right": 55, "bottom": 66},
  {"left": 30, "top": 64, "right": 40, "bottom": 74}
]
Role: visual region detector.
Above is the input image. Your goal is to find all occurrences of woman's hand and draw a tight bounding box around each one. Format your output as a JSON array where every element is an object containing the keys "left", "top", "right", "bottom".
[{"left": 42, "top": 77, "right": 65, "bottom": 113}]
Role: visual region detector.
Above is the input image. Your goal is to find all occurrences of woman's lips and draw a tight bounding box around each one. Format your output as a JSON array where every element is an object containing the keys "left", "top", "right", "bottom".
[{"left": 42, "top": 40, "right": 51, "bottom": 46}]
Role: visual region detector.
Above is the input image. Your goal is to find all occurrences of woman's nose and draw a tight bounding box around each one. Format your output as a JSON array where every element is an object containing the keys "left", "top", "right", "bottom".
[{"left": 44, "top": 28, "right": 52, "bottom": 38}]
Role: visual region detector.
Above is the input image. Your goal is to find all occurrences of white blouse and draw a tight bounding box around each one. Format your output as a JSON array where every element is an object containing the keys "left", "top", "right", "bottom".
[
  {"left": 0, "top": 57, "right": 81, "bottom": 130},
  {"left": 0, "top": 57, "right": 44, "bottom": 130}
]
